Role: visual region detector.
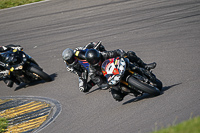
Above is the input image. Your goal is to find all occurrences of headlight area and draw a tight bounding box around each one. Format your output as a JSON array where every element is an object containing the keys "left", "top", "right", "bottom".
[
  {"left": 10, "top": 65, "right": 23, "bottom": 71},
  {"left": 16, "top": 65, "right": 23, "bottom": 70}
]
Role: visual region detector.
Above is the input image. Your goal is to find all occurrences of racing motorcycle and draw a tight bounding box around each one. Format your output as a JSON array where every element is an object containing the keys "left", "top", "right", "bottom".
[
  {"left": 0, "top": 49, "right": 52, "bottom": 86},
  {"left": 101, "top": 57, "right": 162, "bottom": 97},
  {"left": 73, "top": 41, "right": 162, "bottom": 97}
]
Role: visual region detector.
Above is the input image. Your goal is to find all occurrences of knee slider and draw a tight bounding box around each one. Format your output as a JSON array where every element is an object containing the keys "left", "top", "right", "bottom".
[
  {"left": 113, "top": 94, "right": 123, "bottom": 101},
  {"left": 111, "top": 89, "right": 123, "bottom": 101}
]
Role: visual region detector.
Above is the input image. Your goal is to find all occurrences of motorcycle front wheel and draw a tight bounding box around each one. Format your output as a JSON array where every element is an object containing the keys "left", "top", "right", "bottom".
[
  {"left": 154, "top": 78, "right": 163, "bottom": 91},
  {"left": 29, "top": 66, "right": 52, "bottom": 82},
  {"left": 127, "top": 76, "right": 160, "bottom": 96}
]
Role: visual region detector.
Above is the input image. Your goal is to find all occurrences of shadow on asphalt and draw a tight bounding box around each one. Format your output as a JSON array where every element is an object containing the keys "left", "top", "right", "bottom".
[
  {"left": 14, "top": 73, "right": 58, "bottom": 91},
  {"left": 74, "top": 83, "right": 182, "bottom": 105},
  {"left": 86, "top": 87, "right": 102, "bottom": 94},
  {"left": 122, "top": 83, "right": 182, "bottom": 105},
  {"left": 49, "top": 73, "right": 58, "bottom": 81}
]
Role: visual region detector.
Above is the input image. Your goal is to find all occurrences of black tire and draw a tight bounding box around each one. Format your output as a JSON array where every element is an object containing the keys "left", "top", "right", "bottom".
[
  {"left": 3, "top": 79, "right": 14, "bottom": 88},
  {"left": 155, "top": 78, "right": 163, "bottom": 91},
  {"left": 127, "top": 76, "right": 160, "bottom": 96},
  {"left": 29, "top": 66, "right": 52, "bottom": 82}
]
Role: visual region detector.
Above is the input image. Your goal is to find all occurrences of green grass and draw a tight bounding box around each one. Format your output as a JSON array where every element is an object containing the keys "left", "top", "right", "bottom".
[
  {"left": 0, "top": 117, "right": 8, "bottom": 133},
  {"left": 152, "top": 116, "right": 200, "bottom": 133},
  {"left": 0, "top": 0, "right": 43, "bottom": 9}
]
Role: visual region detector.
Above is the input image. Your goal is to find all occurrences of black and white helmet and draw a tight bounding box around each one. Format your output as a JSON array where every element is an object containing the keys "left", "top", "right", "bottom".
[{"left": 62, "top": 48, "right": 76, "bottom": 64}]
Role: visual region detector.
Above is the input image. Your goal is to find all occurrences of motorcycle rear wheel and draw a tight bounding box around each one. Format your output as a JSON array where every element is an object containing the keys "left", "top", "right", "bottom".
[
  {"left": 29, "top": 66, "right": 52, "bottom": 82},
  {"left": 127, "top": 76, "right": 160, "bottom": 96}
]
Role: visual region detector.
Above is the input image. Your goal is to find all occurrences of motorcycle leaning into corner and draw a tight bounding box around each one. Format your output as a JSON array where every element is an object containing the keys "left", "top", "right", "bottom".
[
  {"left": 101, "top": 56, "right": 163, "bottom": 98},
  {"left": 0, "top": 49, "right": 52, "bottom": 88},
  {"left": 75, "top": 41, "right": 162, "bottom": 98}
]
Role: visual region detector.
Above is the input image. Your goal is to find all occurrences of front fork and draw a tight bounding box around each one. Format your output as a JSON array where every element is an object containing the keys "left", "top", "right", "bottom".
[
  {"left": 120, "top": 79, "right": 143, "bottom": 97},
  {"left": 120, "top": 70, "right": 148, "bottom": 96}
]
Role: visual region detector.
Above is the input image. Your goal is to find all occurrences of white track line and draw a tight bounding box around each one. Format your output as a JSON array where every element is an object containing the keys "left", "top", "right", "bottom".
[{"left": 0, "top": 0, "right": 50, "bottom": 11}]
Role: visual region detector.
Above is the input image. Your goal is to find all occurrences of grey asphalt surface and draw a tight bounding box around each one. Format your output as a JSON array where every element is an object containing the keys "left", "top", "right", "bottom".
[{"left": 0, "top": 0, "right": 200, "bottom": 133}]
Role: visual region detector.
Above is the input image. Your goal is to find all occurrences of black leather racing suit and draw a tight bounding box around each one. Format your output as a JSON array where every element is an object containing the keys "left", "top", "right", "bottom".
[{"left": 64, "top": 42, "right": 106, "bottom": 92}]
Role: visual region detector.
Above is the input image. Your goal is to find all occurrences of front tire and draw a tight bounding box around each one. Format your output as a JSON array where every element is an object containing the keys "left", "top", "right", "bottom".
[
  {"left": 155, "top": 78, "right": 163, "bottom": 91},
  {"left": 127, "top": 76, "right": 160, "bottom": 96},
  {"left": 29, "top": 66, "right": 52, "bottom": 82}
]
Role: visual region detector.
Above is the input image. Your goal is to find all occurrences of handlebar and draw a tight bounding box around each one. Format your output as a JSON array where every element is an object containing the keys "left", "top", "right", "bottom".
[
  {"left": 0, "top": 61, "right": 6, "bottom": 67},
  {"left": 94, "top": 41, "right": 102, "bottom": 50}
]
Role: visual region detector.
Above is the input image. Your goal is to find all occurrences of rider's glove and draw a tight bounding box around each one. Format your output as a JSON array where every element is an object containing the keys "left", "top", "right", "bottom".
[
  {"left": 116, "top": 49, "right": 127, "bottom": 58},
  {"left": 0, "top": 70, "right": 9, "bottom": 78},
  {"left": 11, "top": 46, "right": 23, "bottom": 51}
]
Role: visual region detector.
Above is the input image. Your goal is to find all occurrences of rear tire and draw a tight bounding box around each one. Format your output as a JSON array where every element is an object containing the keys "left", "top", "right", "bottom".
[
  {"left": 29, "top": 66, "right": 52, "bottom": 82},
  {"left": 127, "top": 76, "right": 160, "bottom": 96}
]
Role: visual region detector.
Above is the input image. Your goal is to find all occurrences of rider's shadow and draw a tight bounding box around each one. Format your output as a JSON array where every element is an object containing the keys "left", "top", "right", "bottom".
[
  {"left": 122, "top": 83, "right": 182, "bottom": 105},
  {"left": 86, "top": 87, "right": 102, "bottom": 94},
  {"left": 14, "top": 73, "right": 58, "bottom": 91}
]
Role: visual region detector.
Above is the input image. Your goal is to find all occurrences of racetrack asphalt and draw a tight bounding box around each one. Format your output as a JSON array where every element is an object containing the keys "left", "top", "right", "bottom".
[{"left": 0, "top": 0, "right": 200, "bottom": 133}]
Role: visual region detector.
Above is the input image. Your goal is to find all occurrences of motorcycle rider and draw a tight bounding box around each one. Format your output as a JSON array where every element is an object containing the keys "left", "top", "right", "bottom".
[
  {"left": 85, "top": 48, "right": 156, "bottom": 101},
  {"left": 62, "top": 42, "right": 106, "bottom": 93},
  {"left": 0, "top": 44, "right": 23, "bottom": 87},
  {"left": 62, "top": 41, "right": 156, "bottom": 100}
]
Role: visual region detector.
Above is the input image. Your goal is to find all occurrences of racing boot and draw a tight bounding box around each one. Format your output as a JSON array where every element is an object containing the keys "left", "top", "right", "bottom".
[
  {"left": 83, "top": 80, "right": 95, "bottom": 93},
  {"left": 79, "top": 77, "right": 86, "bottom": 92},
  {"left": 127, "top": 51, "right": 156, "bottom": 70},
  {"left": 138, "top": 59, "right": 156, "bottom": 70},
  {"left": 79, "top": 78, "right": 95, "bottom": 93}
]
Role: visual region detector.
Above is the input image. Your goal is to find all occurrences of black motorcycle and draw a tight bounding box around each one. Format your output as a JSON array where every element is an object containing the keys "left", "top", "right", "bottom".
[
  {"left": 0, "top": 49, "right": 52, "bottom": 86},
  {"left": 101, "top": 56, "right": 162, "bottom": 97}
]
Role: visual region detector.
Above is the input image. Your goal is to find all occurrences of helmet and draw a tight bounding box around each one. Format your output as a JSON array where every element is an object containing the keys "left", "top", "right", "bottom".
[
  {"left": 85, "top": 49, "right": 101, "bottom": 66},
  {"left": 62, "top": 48, "right": 75, "bottom": 64}
]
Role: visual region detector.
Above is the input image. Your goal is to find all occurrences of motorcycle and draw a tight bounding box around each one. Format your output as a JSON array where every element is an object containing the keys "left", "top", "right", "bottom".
[
  {"left": 0, "top": 49, "right": 52, "bottom": 86},
  {"left": 101, "top": 57, "right": 162, "bottom": 97},
  {"left": 72, "top": 41, "right": 162, "bottom": 97}
]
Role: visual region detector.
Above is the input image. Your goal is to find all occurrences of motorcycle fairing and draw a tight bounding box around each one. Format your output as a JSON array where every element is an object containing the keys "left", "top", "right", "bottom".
[{"left": 101, "top": 58, "right": 126, "bottom": 85}]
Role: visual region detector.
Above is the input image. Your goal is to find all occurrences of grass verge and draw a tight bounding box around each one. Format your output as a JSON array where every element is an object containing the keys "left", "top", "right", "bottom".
[
  {"left": 0, "top": 0, "right": 43, "bottom": 9},
  {"left": 0, "top": 117, "right": 8, "bottom": 133},
  {"left": 152, "top": 116, "right": 200, "bottom": 133}
]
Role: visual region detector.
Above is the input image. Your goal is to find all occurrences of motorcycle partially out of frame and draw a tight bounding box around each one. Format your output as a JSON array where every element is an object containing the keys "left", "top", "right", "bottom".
[{"left": 0, "top": 49, "right": 52, "bottom": 87}]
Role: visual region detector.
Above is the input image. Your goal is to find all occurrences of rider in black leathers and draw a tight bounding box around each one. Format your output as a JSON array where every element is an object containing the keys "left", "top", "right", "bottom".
[
  {"left": 62, "top": 42, "right": 106, "bottom": 92},
  {"left": 85, "top": 48, "right": 156, "bottom": 101},
  {"left": 0, "top": 44, "right": 23, "bottom": 87}
]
